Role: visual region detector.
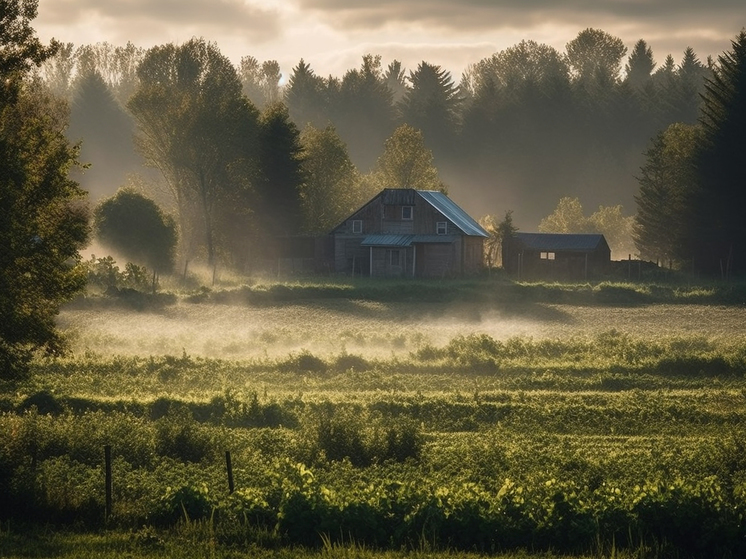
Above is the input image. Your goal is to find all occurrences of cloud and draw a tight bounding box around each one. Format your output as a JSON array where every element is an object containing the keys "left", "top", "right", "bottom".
[
  {"left": 298, "top": 0, "right": 744, "bottom": 33},
  {"left": 37, "top": 0, "right": 282, "bottom": 44}
]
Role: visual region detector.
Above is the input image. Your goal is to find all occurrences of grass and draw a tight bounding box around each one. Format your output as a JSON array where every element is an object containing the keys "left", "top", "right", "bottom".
[{"left": 4, "top": 278, "right": 746, "bottom": 557}]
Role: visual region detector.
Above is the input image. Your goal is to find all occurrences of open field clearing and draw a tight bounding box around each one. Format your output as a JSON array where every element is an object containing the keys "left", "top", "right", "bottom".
[
  {"left": 57, "top": 300, "right": 746, "bottom": 359},
  {"left": 5, "top": 282, "right": 746, "bottom": 558}
]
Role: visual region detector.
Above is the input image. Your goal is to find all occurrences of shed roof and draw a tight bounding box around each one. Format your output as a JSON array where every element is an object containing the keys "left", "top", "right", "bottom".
[
  {"left": 361, "top": 234, "right": 457, "bottom": 247},
  {"left": 416, "top": 190, "right": 488, "bottom": 237},
  {"left": 514, "top": 233, "right": 607, "bottom": 252}
]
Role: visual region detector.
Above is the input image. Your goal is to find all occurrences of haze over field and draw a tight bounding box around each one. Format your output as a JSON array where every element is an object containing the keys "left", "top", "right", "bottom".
[{"left": 58, "top": 302, "right": 746, "bottom": 359}]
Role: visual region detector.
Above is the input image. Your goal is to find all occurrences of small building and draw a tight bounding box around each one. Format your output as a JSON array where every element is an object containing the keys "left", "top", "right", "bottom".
[
  {"left": 331, "top": 188, "right": 488, "bottom": 278},
  {"left": 503, "top": 232, "right": 611, "bottom": 281}
]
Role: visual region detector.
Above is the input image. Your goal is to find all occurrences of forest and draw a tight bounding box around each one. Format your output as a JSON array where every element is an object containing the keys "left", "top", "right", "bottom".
[{"left": 36, "top": 28, "right": 722, "bottom": 269}]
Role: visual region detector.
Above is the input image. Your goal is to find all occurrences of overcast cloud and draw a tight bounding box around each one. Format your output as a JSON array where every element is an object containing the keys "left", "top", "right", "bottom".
[{"left": 35, "top": 0, "right": 744, "bottom": 79}]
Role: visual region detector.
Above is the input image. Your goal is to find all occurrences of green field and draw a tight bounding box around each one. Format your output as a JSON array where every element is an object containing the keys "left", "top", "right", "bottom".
[{"left": 2, "top": 279, "right": 746, "bottom": 558}]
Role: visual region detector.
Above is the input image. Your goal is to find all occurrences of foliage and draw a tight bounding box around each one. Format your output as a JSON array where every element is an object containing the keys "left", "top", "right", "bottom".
[
  {"left": 397, "top": 62, "right": 460, "bottom": 158},
  {"left": 254, "top": 102, "right": 306, "bottom": 239},
  {"left": 83, "top": 255, "right": 152, "bottom": 292},
  {"left": 238, "top": 55, "right": 281, "bottom": 109},
  {"left": 128, "top": 38, "right": 260, "bottom": 267},
  {"left": 0, "top": 7, "right": 88, "bottom": 379},
  {"left": 93, "top": 188, "right": 177, "bottom": 275},
  {"left": 299, "top": 124, "right": 372, "bottom": 234},
  {"left": 634, "top": 123, "right": 703, "bottom": 266},
  {"left": 369, "top": 124, "right": 447, "bottom": 193},
  {"left": 691, "top": 30, "right": 746, "bottom": 275},
  {"left": 481, "top": 210, "right": 517, "bottom": 269},
  {"left": 0, "top": 0, "right": 59, "bottom": 78},
  {"left": 566, "top": 28, "right": 627, "bottom": 85}
]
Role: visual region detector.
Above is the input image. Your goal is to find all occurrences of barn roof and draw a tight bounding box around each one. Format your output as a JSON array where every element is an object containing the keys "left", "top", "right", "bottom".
[
  {"left": 514, "top": 233, "right": 608, "bottom": 252},
  {"left": 416, "top": 190, "right": 488, "bottom": 237}
]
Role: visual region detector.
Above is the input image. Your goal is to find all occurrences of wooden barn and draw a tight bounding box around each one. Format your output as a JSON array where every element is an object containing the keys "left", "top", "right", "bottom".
[
  {"left": 503, "top": 232, "right": 611, "bottom": 281},
  {"left": 331, "top": 189, "right": 488, "bottom": 278}
]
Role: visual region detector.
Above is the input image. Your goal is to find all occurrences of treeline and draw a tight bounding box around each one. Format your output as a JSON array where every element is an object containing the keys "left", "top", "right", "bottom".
[{"left": 34, "top": 29, "right": 715, "bottom": 270}]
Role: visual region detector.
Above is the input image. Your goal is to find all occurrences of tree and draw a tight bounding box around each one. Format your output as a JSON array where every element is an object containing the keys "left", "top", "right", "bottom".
[
  {"left": 588, "top": 205, "right": 635, "bottom": 259},
  {"left": 634, "top": 123, "right": 703, "bottom": 265},
  {"left": 0, "top": 0, "right": 59, "bottom": 79},
  {"left": 239, "top": 56, "right": 282, "bottom": 109},
  {"left": 480, "top": 210, "right": 517, "bottom": 269},
  {"left": 625, "top": 39, "right": 656, "bottom": 90},
  {"left": 538, "top": 197, "right": 591, "bottom": 233},
  {"left": 384, "top": 59, "right": 408, "bottom": 103},
  {"left": 566, "top": 28, "right": 627, "bottom": 86},
  {"left": 299, "top": 124, "right": 370, "bottom": 233},
  {"left": 0, "top": 1, "right": 89, "bottom": 378},
  {"left": 691, "top": 30, "right": 746, "bottom": 275},
  {"left": 67, "top": 69, "right": 141, "bottom": 200},
  {"left": 255, "top": 102, "right": 306, "bottom": 237},
  {"left": 332, "top": 54, "right": 396, "bottom": 170},
  {"left": 37, "top": 41, "right": 75, "bottom": 100},
  {"left": 93, "top": 188, "right": 177, "bottom": 282},
  {"left": 398, "top": 61, "right": 460, "bottom": 157},
  {"left": 371, "top": 124, "right": 447, "bottom": 192},
  {"left": 285, "top": 58, "right": 329, "bottom": 128},
  {"left": 128, "top": 38, "right": 261, "bottom": 267}
]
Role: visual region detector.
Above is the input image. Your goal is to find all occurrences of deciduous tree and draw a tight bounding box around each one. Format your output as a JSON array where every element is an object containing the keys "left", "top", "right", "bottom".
[
  {"left": 0, "top": 0, "right": 89, "bottom": 378},
  {"left": 299, "top": 124, "right": 368, "bottom": 233},
  {"left": 93, "top": 188, "right": 177, "bottom": 280},
  {"left": 371, "top": 124, "right": 447, "bottom": 193},
  {"left": 128, "top": 38, "right": 260, "bottom": 267}
]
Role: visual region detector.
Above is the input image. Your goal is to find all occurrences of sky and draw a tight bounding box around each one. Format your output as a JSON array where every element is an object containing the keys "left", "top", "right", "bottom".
[{"left": 35, "top": 1, "right": 744, "bottom": 81}]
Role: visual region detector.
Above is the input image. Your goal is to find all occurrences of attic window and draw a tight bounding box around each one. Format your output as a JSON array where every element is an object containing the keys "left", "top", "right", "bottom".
[
  {"left": 352, "top": 220, "right": 363, "bottom": 234},
  {"left": 402, "top": 206, "right": 413, "bottom": 220},
  {"left": 436, "top": 221, "right": 447, "bottom": 235},
  {"left": 540, "top": 252, "right": 556, "bottom": 260}
]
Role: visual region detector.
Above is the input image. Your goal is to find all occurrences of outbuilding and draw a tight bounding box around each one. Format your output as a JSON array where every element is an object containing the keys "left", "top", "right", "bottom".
[{"left": 503, "top": 232, "right": 611, "bottom": 281}]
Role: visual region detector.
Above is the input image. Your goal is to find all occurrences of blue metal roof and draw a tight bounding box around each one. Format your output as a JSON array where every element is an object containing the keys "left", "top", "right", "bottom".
[
  {"left": 417, "top": 191, "right": 488, "bottom": 237},
  {"left": 514, "top": 232, "right": 607, "bottom": 252},
  {"left": 361, "top": 234, "right": 458, "bottom": 247}
]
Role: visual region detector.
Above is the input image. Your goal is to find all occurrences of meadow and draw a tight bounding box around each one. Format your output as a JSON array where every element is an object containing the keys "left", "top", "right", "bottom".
[{"left": 2, "top": 277, "right": 746, "bottom": 558}]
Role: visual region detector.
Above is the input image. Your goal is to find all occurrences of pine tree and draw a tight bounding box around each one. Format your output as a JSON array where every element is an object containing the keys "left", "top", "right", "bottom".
[{"left": 692, "top": 31, "right": 746, "bottom": 275}]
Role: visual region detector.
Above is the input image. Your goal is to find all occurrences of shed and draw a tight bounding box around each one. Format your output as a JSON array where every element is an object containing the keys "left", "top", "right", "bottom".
[{"left": 503, "top": 232, "right": 611, "bottom": 281}]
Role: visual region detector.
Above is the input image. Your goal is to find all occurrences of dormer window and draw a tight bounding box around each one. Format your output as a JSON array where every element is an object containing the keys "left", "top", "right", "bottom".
[
  {"left": 436, "top": 221, "right": 447, "bottom": 235},
  {"left": 352, "top": 220, "right": 363, "bottom": 234},
  {"left": 401, "top": 206, "right": 413, "bottom": 220}
]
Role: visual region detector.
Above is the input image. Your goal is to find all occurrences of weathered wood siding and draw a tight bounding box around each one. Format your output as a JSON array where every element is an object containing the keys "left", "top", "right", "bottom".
[{"left": 331, "top": 189, "right": 486, "bottom": 277}]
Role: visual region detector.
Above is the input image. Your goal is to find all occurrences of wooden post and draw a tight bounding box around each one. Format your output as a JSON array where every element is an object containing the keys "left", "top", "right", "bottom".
[
  {"left": 104, "top": 445, "right": 112, "bottom": 521},
  {"left": 225, "top": 451, "right": 235, "bottom": 494}
]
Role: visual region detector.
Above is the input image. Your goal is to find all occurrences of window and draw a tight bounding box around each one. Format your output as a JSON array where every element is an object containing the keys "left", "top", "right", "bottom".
[
  {"left": 436, "top": 221, "right": 447, "bottom": 235},
  {"left": 352, "top": 220, "right": 362, "bottom": 234},
  {"left": 401, "top": 206, "right": 413, "bottom": 220},
  {"left": 390, "top": 249, "right": 401, "bottom": 266},
  {"left": 540, "top": 252, "right": 556, "bottom": 260}
]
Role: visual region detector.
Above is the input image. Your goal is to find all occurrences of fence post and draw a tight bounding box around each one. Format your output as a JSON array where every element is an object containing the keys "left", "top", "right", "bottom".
[
  {"left": 104, "top": 444, "right": 112, "bottom": 521},
  {"left": 225, "top": 451, "right": 235, "bottom": 494}
]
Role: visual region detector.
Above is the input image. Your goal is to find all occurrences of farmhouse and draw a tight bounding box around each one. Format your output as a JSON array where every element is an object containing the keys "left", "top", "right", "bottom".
[
  {"left": 331, "top": 188, "right": 488, "bottom": 277},
  {"left": 503, "top": 232, "right": 611, "bottom": 281}
]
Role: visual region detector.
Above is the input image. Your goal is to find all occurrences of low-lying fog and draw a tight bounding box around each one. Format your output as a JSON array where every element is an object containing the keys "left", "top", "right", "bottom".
[{"left": 57, "top": 300, "right": 746, "bottom": 360}]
